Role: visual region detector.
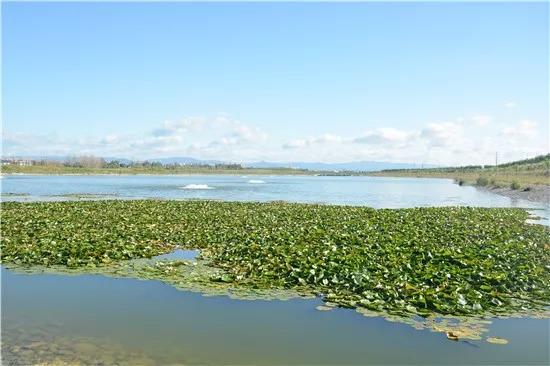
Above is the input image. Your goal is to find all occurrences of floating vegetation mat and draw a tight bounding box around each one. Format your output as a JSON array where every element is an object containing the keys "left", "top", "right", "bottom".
[
  {"left": 2, "top": 200, "right": 549, "bottom": 342},
  {"left": 49, "top": 193, "right": 120, "bottom": 199}
]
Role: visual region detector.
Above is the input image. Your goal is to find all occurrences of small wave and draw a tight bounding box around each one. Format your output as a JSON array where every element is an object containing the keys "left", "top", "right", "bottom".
[
  {"left": 181, "top": 184, "right": 213, "bottom": 190},
  {"left": 248, "top": 180, "right": 265, "bottom": 184}
]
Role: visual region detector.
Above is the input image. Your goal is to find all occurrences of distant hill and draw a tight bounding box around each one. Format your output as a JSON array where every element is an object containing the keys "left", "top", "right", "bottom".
[
  {"left": 370, "top": 154, "right": 549, "bottom": 187},
  {"left": 379, "top": 153, "right": 550, "bottom": 174},
  {"left": 246, "top": 161, "right": 432, "bottom": 172},
  {"left": 2, "top": 155, "right": 134, "bottom": 165},
  {"left": 146, "top": 157, "right": 224, "bottom": 165},
  {"left": 3, "top": 154, "right": 431, "bottom": 172}
]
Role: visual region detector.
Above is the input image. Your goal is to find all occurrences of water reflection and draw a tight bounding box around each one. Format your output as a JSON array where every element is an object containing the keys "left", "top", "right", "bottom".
[
  {"left": 153, "top": 249, "right": 200, "bottom": 261},
  {"left": 2, "top": 268, "right": 549, "bottom": 365}
]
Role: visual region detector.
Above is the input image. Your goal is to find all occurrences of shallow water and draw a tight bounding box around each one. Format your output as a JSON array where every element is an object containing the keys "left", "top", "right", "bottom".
[
  {"left": 1, "top": 175, "right": 549, "bottom": 364},
  {"left": 2, "top": 269, "right": 549, "bottom": 365},
  {"left": 153, "top": 249, "right": 200, "bottom": 261}
]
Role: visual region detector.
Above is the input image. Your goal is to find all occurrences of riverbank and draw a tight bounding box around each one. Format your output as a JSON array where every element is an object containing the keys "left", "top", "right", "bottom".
[
  {"left": 0, "top": 165, "right": 318, "bottom": 176},
  {"left": 477, "top": 184, "right": 549, "bottom": 206},
  {"left": 367, "top": 154, "right": 550, "bottom": 199}
]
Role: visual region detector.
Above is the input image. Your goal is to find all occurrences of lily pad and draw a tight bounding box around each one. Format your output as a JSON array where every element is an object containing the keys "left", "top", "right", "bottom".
[
  {"left": 486, "top": 337, "right": 509, "bottom": 345},
  {"left": 1, "top": 200, "right": 549, "bottom": 323},
  {"left": 316, "top": 305, "right": 334, "bottom": 311}
]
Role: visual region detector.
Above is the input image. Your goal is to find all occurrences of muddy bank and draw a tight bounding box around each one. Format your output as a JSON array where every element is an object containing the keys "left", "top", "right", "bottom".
[{"left": 478, "top": 184, "right": 549, "bottom": 206}]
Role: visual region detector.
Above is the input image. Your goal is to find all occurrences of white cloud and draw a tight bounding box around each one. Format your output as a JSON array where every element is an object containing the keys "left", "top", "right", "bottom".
[
  {"left": 471, "top": 115, "right": 492, "bottom": 127},
  {"left": 353, "top": 127, "right": 415, "bottom": 145},
  {"left": 100, "top": 134, "right": 119, "bottom": 144},
  {"left": 420, "top": 122, "right": 463, "bottom": 147},
  {"left": 2, "top": 115, "right": 272, "bottom": 161},
  {"left": 502, "top": 119, "right": 538, "bottom": 139},
  {"left": 151, "top": 118, "right": 205, "bottom": 137},
  {"left": 282, "top": 139, "right": 308, "bottom": 149},
  {"left": 504, "top": 101, "right": 517, "bottom": 109},
  {"left": 282, "top": 133, "right": 342, "bottom": 149},
  {"left": 3, "top": 113, "right": 548, "bottom": 166},
  {"left": 230, "top": 121, "right": 268, "bottom": 143}
]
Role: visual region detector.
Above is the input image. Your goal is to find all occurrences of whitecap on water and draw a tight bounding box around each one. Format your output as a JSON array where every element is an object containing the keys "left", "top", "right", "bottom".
[
  {"left": 248, "top": 180, "right": 265, "bottom": 184},
  {"left": 180, "top": 184, "right": 213, "bottom": 190}
]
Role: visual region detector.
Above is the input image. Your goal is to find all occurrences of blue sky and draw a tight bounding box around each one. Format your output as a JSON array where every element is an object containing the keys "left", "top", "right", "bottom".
[{"left": 2, "top": 1, "right": 548, "bottom": 164}]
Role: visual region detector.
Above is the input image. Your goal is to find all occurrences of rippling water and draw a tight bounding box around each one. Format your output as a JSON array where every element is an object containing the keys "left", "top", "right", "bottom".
[{"left": 1, "top": 174, "right": 547, "bottom": 209}]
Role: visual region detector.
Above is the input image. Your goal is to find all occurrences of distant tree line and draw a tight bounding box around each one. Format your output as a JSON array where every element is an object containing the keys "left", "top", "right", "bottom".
[{"left": 28, "top": 156, "right": 246, "bottom": 170}]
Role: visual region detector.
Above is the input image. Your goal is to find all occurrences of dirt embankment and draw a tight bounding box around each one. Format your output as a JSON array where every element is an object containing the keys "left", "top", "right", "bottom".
[{"left": 478, "top": 184, "right": 549, "bottom": 206}]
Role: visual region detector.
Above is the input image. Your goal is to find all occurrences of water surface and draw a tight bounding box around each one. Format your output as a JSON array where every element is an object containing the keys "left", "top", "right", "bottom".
[
  {"left": 1, "top": 174, "right": 547, "bottom": 209},
  {"left": 2, "top": 175, "right": 549, "bottom": 364},
  {"left": 2, "top": 269, "right": 548, "bottom": 365}
]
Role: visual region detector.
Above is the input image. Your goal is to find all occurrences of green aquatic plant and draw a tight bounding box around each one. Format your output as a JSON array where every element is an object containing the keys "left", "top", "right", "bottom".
[
  {"left": 486, "top": 336, "right": 509, "bottom": 345},
  {"left": 50, "top": 193, "right": 119, "bottom": 198},
  {"left": 1, "top": 200, "right": 549, "bottom": 319}
]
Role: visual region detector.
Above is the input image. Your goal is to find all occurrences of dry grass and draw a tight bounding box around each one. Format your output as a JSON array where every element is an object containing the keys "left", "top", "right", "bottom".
[{"left": 369, "top": 154, "right": 550, "bottom": 188}]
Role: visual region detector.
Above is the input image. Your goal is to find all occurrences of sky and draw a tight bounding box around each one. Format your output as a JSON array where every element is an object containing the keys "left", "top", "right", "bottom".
[{"left": 2, "top": 1, "right": 548, "bottom": 165}]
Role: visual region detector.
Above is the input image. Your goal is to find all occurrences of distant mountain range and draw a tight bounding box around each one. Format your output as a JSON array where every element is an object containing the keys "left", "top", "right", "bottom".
[
  {"left": 5, "top": 155, "right": 135, "bottom": 165},
  {"left": 245, "top": 161, "right": 433, "bottom": 171},
  {"left": 4, "top": 155, "right": 433, "bottom": 172},
  {"left": 148, "top": 157, "right": 224, "bottom": 165}
]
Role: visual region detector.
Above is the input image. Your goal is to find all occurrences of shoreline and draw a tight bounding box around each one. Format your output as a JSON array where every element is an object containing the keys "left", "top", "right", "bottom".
[
  {"left": 476, "top": 184, "right": 549, "bottom": 206},
  {"left": 0, "top": 172, "right": 316, "bottom": 177}
]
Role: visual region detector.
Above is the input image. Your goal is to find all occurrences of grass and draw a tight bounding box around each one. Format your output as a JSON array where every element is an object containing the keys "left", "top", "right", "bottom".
[
  {"left": 476, "top": 176, "right": 489, "bottom": 186},
  {"left": 2, "top": 200, "right": 549, "bottom": 318},
  {"left": 1, "top": 164, "right": 314, "bottom": 176},
  {"left": 369, "top": 154, "right": 550, "bottom": 187}
]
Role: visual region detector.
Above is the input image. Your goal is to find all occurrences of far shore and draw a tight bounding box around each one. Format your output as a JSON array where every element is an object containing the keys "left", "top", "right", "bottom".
[
  {"left": 0, "top": 166, "right": 321, "bottom": 177},
  {"left": 0, "top": 172, "right": 315, "bottom": 177}
]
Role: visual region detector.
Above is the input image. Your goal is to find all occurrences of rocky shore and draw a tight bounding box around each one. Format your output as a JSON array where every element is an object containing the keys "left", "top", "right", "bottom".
[{"left": 478, "top": 184, "right": 549, "bottom": 206}]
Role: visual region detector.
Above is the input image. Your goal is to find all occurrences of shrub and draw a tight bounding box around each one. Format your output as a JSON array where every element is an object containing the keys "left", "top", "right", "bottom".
[
  {"left": 476, "top": 176, "right": 489, "bottom": 186},
  {"left": 510, "top": 181, "right": 520, "bottom": 190}
]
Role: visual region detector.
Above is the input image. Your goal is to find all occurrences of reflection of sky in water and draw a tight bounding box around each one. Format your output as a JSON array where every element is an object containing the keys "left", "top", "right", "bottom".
[
  {"left": 153, "top": 249, "right": 199, "bottom": 260},
  {"left": 3, "top": 268, "right": 549, "bottom": 365}
]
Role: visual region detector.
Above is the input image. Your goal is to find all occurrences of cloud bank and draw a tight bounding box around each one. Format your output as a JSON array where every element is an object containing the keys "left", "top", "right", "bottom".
[{"left": 2, "top": 113, "right": 548, "bottom": 166}]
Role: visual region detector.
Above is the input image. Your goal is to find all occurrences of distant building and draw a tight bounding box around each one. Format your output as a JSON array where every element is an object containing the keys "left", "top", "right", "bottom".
[{"left": 1, "top": 158, "right": 33, "bottom": 166}]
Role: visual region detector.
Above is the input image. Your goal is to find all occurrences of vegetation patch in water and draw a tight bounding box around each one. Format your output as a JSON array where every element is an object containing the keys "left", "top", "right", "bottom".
[
  {"left": 1, "top": 200, "right": 549, "bottom": 323},
  {"left": 50, "top": 193, "right": 119, "bottom": 199}
]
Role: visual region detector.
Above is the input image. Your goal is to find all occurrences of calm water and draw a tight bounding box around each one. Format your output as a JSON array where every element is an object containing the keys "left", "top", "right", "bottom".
[
  {"left": 1, "top": 175, "right": 549, "bottom": 365},
  {"left": 2, "top": 268, "right": 549, "bottom": 365},
  {"left": 1, "top": 174, "right": 548, "bottom": 209}
]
